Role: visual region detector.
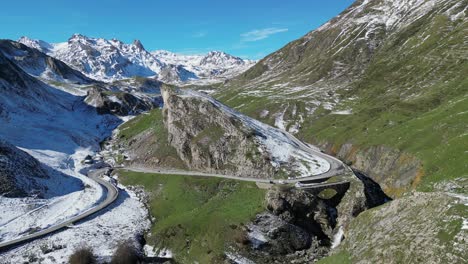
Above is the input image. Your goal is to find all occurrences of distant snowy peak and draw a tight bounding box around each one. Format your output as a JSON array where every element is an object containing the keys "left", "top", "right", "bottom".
[
  {"left": 17, "top": 36, "right": 52, "bottom": 53},
  {"left": 152, "top": 50, "right": 254, "bottom": 68},
  {"left": 152, "top": 49, "right": 256, "bottom": 83},
  {"left": 132, "top": 39, "right": 145, "bottom": 50},
  {"left": 18, "top": 35, "right": 257, "bottom": 84},
  {"left": 19, "top": 34, "right": 167, "bottom": 82},
  {"left": 200, "top": 51, "right": 246, "bottom": 67}
]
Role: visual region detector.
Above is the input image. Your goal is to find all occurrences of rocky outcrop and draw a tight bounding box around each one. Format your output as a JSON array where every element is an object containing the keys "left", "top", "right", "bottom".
[
  {"left": 265, "top": 187, "right": 334, "bottom": 242},
  {"left": 161, "top": 86, "right": 274, "bottom": 178},
  {"left": 320, "top": 142, "right": 422, "bottom": 197},
  {"left": 248, "top": 213, "right": 312, "bottom": 254},
  {"left": 329, "top": 192, "right": 468, "bottom": 264},
  {"left": 235, "top": 187, "right": 335, "bottom": 263},
  {"left": 0, "top": 139, "right": 48, "bottom": 197},
  {"left": 233, "top": 167, "right": 392, "bottom": 263},
  {"left": 85, "top": 86, "right": 161, "bottom": 116}
]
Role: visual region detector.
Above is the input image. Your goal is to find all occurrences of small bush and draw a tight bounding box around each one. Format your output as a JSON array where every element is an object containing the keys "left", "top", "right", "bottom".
[
  {"left": 68, "top": 247, "right": 96, "bottom": 264},
  {"left": 110, "top": 240, "right": 142, "bottom": 264},
  {"left": 40, "top": 243, "right": 53, "bottom": 254},
  {"left": 233, "top": 229, "right": 250, "bottom": 246}
]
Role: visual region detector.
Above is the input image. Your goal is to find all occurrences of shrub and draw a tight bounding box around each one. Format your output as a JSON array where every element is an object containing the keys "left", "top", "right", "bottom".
[
  {"left": 233, "top": 229, "right": 250, "bottom": 246},
  {"left": 110, "top": 240, "right": 142, "bottom": 264},
  {"left": 68, "top": 247, "right": 96, "bottom": 264}
]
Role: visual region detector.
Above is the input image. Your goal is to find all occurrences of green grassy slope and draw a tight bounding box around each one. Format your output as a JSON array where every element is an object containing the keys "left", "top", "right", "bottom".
[
  {"left": 118, "top": 170, "right": 266, "bottom": 263},
  {"left": 319, "top": 192, "right": 467, "bottom": 264},
  {"left": 116, "top": 108, "right": 186, "bottom": 169},
  {"left": 300, "top": 12, "right": 468, "bottom": 191},
  {"left": 212, "top": 1, "right": 468, "bottom": 192}
]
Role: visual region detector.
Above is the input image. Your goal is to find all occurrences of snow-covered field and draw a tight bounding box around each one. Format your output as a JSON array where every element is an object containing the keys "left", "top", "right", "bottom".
[
  {"left": 179, "top": 89, "right": 330, "bottom": 177},
  {"left": 0, "top": 81, "right": 149, "bottom": 262},
  {"left": 0, "top": 183, "right": 149, "bottom": 264}
]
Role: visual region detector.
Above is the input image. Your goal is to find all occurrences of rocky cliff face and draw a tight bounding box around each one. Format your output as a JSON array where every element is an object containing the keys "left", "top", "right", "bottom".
[
  {"left": 0, "top": 139, "right": 48, "bottom": 197},
  {"left": 234, "top": 169, "right": 389, "bottom": 263},
  {"left": 161, "top": 86, "right": 274, "bottom": 178},
  {"left": 320, "top": 141, "right": 422, "bottom": 197},
  {"left": 85, "top": 86, "right": 161, "bottom": 116},
  {"left": 328, "top": 191, "right": 467, "bottom": 264}
]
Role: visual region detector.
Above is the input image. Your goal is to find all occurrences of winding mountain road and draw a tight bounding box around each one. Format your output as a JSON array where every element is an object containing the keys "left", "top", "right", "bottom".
[
  {"left": 122, "top": 123, "right": 349, "bottom": 185},
  {"left": 0, "top": 168, "right": 118, "bottom": 251},
  {"left": 0, "top": 89, "right": 349, "bottom": 252}
]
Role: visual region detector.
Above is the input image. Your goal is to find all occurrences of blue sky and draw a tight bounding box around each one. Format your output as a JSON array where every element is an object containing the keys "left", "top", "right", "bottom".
[{"left": 0, "top": 0, "right": 354, "bottom": 59}]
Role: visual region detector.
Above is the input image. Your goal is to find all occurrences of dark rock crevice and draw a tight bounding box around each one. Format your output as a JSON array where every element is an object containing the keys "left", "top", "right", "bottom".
[{"left": 236, "top": 167, "right": 392, "bottom": 263}]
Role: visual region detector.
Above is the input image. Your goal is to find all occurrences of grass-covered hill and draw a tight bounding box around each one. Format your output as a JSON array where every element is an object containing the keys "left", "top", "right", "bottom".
[
  {"left": 118, "top": 170, "right": 266, "bottom": 263},
  {"left": 210, "top": 0, "right": 467, "bottom": 194}
]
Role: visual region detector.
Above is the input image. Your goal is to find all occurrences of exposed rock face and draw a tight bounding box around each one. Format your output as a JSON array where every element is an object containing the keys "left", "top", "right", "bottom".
[
  {"left": 0, "top": 139, "right": 48, "bottom": 197},
  {"left": 333, "top": 173, "right": 368, "bottom": 232},
  {"left": 265, "top": 187, "right": 334, "bottom": 242},
  {"left": 237, "top": 171, "right": 385, "bottom": 263},
  {"left": 248, "top": 213, "right": 312, "bottom": 254},
  {"left": 85, "top": 86, "right": 161, "bottom": 116},
  {"left": 330, "top": 192, "right": 468, "bottom": 264},
  {"left": 236, "top": 187, "right": 335, "bottom": 263},
  {"left": 161, "top": 87, "right": 274, "bottom": 178},
  {"left": 320, "top": 142, "right": 422, "bottom": 197}
]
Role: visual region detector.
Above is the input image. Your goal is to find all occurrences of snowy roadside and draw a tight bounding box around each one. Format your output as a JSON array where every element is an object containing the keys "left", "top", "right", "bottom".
[
  {"left": 0, "top": 83, "right": 150, "bottom": 262},
  {"left": 0, "top": 126, "right": 150, "bottom": 263},
  {"left": 0, "top": 181, "right": 149, "bottom": 264}
]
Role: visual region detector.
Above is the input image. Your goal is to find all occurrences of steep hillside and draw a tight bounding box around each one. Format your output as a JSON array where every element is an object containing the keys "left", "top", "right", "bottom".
[
  {"left": 0, "top": 139, "right": 49, "bottom": 198},
  {"left": 0, "top": 39, "right": 92, "bottom": 84},
  {"left": 319, "top": 191, "right": 467, "bottom": 264},
  {"left": 213, "top": 0, "right": 467, "bottom": 194}
]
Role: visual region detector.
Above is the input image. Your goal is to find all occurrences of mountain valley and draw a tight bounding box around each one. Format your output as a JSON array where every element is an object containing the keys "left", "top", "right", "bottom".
[{"left": 0, "top": 0, "right": 467, "bottom": 263}]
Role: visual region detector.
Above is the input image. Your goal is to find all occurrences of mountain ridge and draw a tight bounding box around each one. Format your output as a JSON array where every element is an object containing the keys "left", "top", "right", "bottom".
[{"left": 18, "top": 35, "right": 256, "bottom": 85}]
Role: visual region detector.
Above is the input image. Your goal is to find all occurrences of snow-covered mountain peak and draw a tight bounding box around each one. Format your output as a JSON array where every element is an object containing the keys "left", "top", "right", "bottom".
[
  {"left": 151, "top": 49, "right": 256, "bottom": 84},
  {"left": 133, "top": 39, "right": 145, "bottom": 50},
  {"left": 68, "top": 33, "right": 88, "bottom": 41},
  {"left": 200, "top": 51, "right": 245, "bottom": 67},
  {"left": 17, "top": 36, "right": 52, "bottom": 53},
  {"left": 18, "top": 34, "right": 257, "bottom": 84}
]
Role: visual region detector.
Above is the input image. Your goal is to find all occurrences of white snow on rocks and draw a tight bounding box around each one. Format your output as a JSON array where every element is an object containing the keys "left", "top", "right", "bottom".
[
  {"left": 273, "top": 107, "right": 288, "bottom": 130},
  {"left": 153, "top": 50, "right": 256, "bottom": 85},
  {"left": 332, "top": 109, "right": 352, "bottom": 115},
  {"left": 18, "top": 35, "right": 256, "bottom": 85}
]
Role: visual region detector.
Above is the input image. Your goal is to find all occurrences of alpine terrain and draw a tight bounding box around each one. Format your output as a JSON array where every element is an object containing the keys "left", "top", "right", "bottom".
[{"left": 0, "top": 0, "right": 466, "bottom": 263}]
